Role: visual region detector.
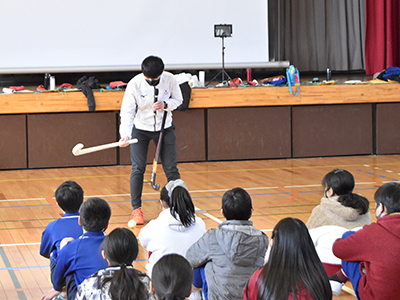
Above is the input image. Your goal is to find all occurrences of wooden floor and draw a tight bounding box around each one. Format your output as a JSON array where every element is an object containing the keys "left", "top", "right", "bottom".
[{"left": 2, "top": 154, "right": 398, "bottom": 299}]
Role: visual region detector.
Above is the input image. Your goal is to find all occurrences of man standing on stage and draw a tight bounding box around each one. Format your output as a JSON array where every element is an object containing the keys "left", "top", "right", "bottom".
[{"left": 119, "top": 55, "right": 182, "bottom": 225}]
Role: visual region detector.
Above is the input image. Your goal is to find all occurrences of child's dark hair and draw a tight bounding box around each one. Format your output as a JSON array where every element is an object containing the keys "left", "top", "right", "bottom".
[
  {"left": 322, "top": 169, "right": 369, "bottom": 214},
  {"left": 221, "top": 187, "right": 253, "bottom": 220},
  {"left": 102, "top": 228, "right": 148, "bottom": 300},
  {"left": 141, "top": 56, "right": 164, "bottom": 79},
  {"left": 374, "top": 182, "right": 400, "bottom": 215},
  {"left": 161, "top": 184, "right": 195, "bottom": 227},
  {"left": 151, "top": 254, "right": 193, "bottom": 300},
  {"left": 79, "top": 197, "right": 111, "bottom": 232},
  {"left": 55, "top": 180, "right": 84, "bottom": 213},
  {"left": 255, "top": 218, "right": 332, "bottom": 300}
]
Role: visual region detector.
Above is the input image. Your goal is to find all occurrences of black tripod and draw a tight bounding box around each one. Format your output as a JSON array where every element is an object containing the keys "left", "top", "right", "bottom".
[{"left": 206, "top": 34, "right": 236, "bottom": 86}]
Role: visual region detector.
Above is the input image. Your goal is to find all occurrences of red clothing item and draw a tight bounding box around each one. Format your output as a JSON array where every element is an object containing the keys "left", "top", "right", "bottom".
[
  {"left": 333, "top": 214, "right": 400, "bottom": 300},
  {"left": 9, "top": 85, "right": 25, "bottom": 91},
  {"left": 244, "top": 268, "right": 314, "bottom": 300}
]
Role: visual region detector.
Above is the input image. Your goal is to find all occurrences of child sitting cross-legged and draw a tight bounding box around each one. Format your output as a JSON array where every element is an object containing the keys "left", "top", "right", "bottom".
[
  {"left": 42, "top": 197, "right": 111, "bottom": 300},
  {"left": 330, "top": 182, "right": 400, "bottom": 300},
  {"left": 40, "top": 180, "right": 84, "bottom": 300},
  {"left": 186, "top": 187, "right": 269, "bottom": 300},
  {"left": 306, "top": 169, "right": 373, "bottom": 283},
  {"left": 138, "top": 179, "right": 206, "bottom": 277},
  {"left": 244, "top": 218, "right": 332, "bottom": 300}
]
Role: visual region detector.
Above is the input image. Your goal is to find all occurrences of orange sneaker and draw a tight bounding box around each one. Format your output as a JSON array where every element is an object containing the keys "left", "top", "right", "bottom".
[{"left": 130, "top": 207, "right": 144, "bottom": 225}]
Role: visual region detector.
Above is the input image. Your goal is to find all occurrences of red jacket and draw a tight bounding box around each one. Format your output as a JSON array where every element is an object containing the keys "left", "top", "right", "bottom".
[{"left": 333, "top": 214, "right": 400, "bottom": 300}]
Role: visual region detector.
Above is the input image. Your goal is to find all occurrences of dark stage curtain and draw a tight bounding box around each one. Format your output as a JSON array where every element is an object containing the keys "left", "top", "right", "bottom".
[
  {"left": 365, "top": 0, "right": 400, "bottom": 75},
  {"left": 272, "top": 0, "right": 365, "bottom": 72}
]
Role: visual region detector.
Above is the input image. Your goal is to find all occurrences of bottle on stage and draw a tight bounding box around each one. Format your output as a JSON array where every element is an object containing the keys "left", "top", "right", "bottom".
[{"left": 327, "top": 68, "right": 332, "bottom": 81}]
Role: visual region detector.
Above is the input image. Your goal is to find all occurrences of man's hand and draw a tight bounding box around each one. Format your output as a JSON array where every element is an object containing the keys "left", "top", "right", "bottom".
[
  {"left": 119, "top": 136, "right": 130, "bottom": 147},
  {"left": 152, "top": 100, "right": 165, "bottom": 111}
]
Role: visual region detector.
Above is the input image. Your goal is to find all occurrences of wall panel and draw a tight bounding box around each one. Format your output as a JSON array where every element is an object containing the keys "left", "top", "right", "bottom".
[
  {"left": 27, "top": 112, "right": 117, "bottom": 168},
  {"left": 376, "top": 103, "right": 400, "bottom": 154},
  {"left": 207, "top": 106, "right": 291, "bottom": 160},
  {"left": 292, "top": 104, "right": 373, "bottom": 157},
  {"left": 0, "top": 115, "right": 27, "bottom": 169}
]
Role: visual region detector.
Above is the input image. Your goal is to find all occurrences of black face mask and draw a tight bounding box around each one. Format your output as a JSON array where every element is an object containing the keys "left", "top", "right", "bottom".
[{"left": 146, "top": 78, "right": 160, "bottom": 86}]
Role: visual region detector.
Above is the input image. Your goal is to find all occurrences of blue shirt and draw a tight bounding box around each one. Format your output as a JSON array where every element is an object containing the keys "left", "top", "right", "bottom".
[
  {"left": 52, "top": 231, "right": 108, "bottom": 291},
  {"left": 40, "top": 212, "right": 83, "bottom": 264}
]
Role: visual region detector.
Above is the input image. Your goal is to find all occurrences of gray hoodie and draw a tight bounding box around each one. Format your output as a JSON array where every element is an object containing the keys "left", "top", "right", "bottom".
[{"left": 186, "top": 220, "right": 269, "bottom": 300}]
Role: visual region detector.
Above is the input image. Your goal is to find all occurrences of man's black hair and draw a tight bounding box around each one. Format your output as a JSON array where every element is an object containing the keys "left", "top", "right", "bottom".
[{"left": 141, "top": 55, "right": 164, "bottom": 79}]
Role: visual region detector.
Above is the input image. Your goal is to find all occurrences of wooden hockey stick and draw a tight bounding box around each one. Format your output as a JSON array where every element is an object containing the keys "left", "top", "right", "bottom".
[{"left": 72, "top": 139, "right": 138, "bottom": 156}]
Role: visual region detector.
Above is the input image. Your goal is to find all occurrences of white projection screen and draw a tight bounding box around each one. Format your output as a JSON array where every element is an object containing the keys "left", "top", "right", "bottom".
[{"left": 0, "top": 0, "right": 271, "bottom": 74}]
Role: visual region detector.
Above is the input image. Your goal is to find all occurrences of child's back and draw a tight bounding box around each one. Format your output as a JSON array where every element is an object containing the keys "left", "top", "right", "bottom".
[
  {"left": 187, "top": 220, "right": 268, "bottom": 300},
  {"left": 186, "top": 188, "right": 269, "bottom": 300},
  {"left": 40, "top": 212, "right": 83, "bottom": 264},
  {"left": 332, "top": 182, "right": 400, "bottom": 300},
  {"left": 307, "top": 169, "right": 372, "bottom": 229},
  {"left": 54, "top": 231, "right": 108, "bottom": 291},
  {"left": 139, "top": 180, "right": 206, "bottom": 276},
  {"left": 51, "top": 197, "right": 112, "bottom": 300},
  {"left": 76, "top": 227, "right": 153, "bottom": 300},
  {"left": 244, "top": 218, "right": 332, "bottom": 300},
  {"left": 40, "top": 181, "right": 84, "bottom": 269}
]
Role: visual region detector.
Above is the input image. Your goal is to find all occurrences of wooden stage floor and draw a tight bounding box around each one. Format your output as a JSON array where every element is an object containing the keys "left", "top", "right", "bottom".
[{"left": 2, "top": 154, "right": 398, "bottom": 299}]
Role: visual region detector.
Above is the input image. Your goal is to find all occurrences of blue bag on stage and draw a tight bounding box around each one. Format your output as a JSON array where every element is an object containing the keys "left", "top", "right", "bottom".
[{"left": 286, "top": 65, "right": 300, "bottom": 96}]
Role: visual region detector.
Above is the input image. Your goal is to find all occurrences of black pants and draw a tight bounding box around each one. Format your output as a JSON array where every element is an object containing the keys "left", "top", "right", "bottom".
[
  {"left": 65, "top": 273, "right": 77, "bottom": 300},
  {"left": 129, "top": 126, "right": 180, "bottom": 209}
]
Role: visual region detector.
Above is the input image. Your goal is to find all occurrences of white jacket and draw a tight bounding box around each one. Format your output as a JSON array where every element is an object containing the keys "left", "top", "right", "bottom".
[
  {"left": 119, "top": 71, "right": 183, "bottom": 138},
  {"left": 309, "top": 225, "right": 363, "bottom": 265},
  {"left": 138, "top": 208, "right": 206, "bottom": 277}
]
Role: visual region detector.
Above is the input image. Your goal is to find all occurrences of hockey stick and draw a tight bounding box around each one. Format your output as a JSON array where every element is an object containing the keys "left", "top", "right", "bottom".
[
  {"left": 72, "top": 139, "right": 138, "bottom": 156},
  {"left": 150, "top": 110, "right": 167, "bottom": 190}
]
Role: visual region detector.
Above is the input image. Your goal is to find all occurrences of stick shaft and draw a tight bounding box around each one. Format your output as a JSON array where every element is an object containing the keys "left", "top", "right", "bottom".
[
  {"left": 74, "top": 139, "right": 137, "bottom": 156},
  {"left": 151, "top": 111, "right": 167, "bottom": 189}
]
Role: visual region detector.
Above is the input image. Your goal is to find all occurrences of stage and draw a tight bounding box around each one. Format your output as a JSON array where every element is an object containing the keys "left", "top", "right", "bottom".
[{"left": 1, "top": 83, "right": 400, "bottom": 170}]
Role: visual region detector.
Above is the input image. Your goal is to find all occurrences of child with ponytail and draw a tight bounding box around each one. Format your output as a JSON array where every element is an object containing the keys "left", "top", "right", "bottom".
[
  {"left": 306, "top": 169, "right": 373, "bottom": 295},
  {"left": 307, "top": 168, "right": 372, "bottom": 229},
  {"left": 75, "top": 227, "right": 153, "bottom": 300},
  {"left": 138, "top": 179, "right": 206, "bottom": 277}
]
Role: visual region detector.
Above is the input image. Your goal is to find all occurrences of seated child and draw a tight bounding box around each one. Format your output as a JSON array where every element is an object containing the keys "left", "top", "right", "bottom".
[
  {"left": 331, "top": 182, "right": 400, "bottom": 300},
  {"left": 307, "top": 169, "right": 372, "bottom": 230},
  {"left": 76, "top": 227, "right": 153, "bottom": 300},
  {"left": 151, "top": 254, "right": 193, "bottom": 300},
  {"left": 244, "top": 218, "right": 332, "bottom": 300},
  {"left": 186, "top": 187, "right": 269, "bottom": 300},
  {"left": 40, "top": 180, "right": 84, "bottom": 300},
  {"left": 306, "top": 169, "right": 373, "bottom": 278},
  {"left": 43, "top": 197, "right": 111, "bottom": 300},
  {"left": 138, "top": 179, "right": 206, "bottom": 276}
]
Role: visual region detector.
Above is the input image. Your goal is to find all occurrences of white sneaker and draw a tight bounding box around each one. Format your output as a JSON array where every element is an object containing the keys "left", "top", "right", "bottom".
[
  {"left": 330, "top": 280, "right": 344, "bottom": 296},
  {"left": 188, "top": 289, "right": 203, "bottom": 300}
]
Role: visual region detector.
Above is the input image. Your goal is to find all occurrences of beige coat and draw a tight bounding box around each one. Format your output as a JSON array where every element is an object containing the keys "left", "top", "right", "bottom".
[{"left": 307, "top": 196, "right": 373, "bottom": 229}]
